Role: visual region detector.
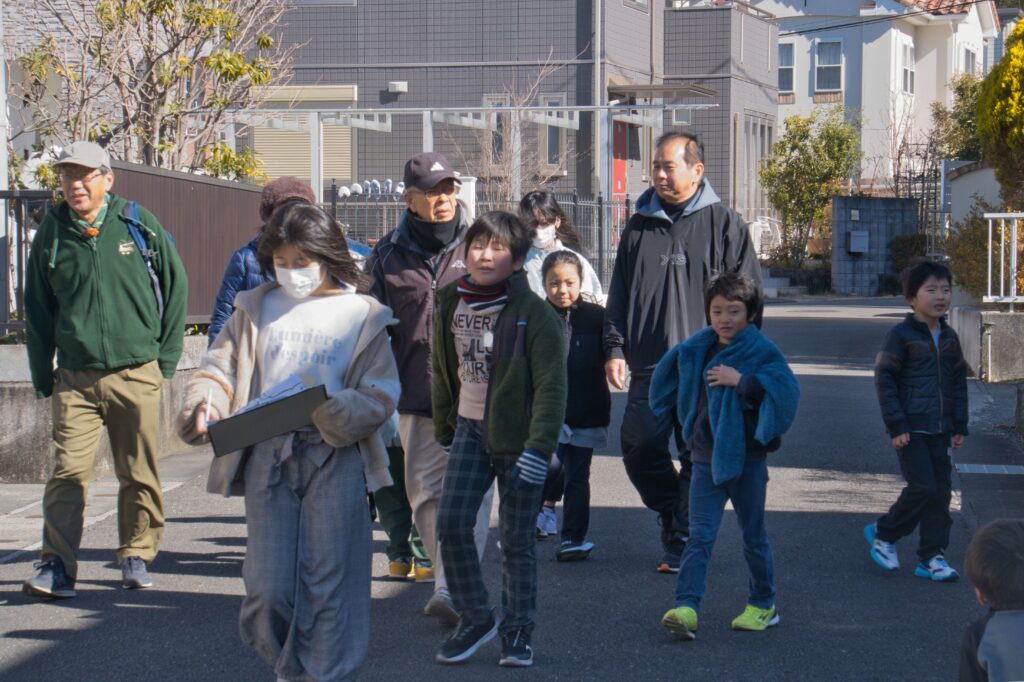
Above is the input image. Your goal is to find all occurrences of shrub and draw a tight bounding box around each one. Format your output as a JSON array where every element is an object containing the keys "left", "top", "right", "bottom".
[{"left": 889, "top": 233, "right": 929, "bottom": 274}]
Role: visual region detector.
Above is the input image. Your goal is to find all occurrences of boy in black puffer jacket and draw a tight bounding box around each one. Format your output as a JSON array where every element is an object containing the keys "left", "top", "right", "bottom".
[{"left": 866, "top": 260, "right": 969, "bottom": 582}]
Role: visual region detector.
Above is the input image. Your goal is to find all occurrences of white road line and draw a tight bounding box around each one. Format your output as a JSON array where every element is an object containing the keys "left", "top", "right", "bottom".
[{"left": 956, "top": 463, "right": 1024, "bottom": 475}]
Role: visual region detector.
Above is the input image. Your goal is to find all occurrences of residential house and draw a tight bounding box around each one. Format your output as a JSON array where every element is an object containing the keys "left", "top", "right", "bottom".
[{"left": 750, "top": 0, "right": 1000, "bottom": 189}]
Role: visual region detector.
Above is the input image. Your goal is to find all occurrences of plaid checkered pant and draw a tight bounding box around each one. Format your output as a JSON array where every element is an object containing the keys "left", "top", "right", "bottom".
[{"left": 438, "top": 417, "right": 545, "bottom": 634}]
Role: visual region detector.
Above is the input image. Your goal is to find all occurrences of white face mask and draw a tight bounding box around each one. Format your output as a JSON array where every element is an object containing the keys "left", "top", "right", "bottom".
[
  {"left": 533, "top": 224, "right": 557, "bottom": 249},
  {"left": 275, "top": 264, "right": 323, "bottom": 299}
]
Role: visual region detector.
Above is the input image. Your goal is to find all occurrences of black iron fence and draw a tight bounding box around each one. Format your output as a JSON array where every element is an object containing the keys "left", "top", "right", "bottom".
[
  {"left": 1, "top": 190, "right": 55, "bottom": 337},
  {"left": 328, "top": 184, "right": 633, "bottom": 289}
]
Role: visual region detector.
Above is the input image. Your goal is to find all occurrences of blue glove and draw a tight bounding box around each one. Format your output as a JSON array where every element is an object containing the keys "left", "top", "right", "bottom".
[{"left": 512, "top": 449, "right": 549, "bottom": 489}]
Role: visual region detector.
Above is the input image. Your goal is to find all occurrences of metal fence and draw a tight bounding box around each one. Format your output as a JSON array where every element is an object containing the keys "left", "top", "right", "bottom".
[
  {"left": 984, "top": 212, "right": 1024, "bottom": 310},
  {"left": 329, "top": 189, "right": 634, "bottom": 289},
  {"left": 1, "top": 190, "right": 55, "bottom": 336}
]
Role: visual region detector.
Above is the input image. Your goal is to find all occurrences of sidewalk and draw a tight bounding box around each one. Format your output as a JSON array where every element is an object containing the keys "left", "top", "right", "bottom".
[
  {"left": 954, "top": 378, "right": 1024, "bottom": 529},
  {"left": 0, "top": 446, "right": 212, "bottom": 565}
]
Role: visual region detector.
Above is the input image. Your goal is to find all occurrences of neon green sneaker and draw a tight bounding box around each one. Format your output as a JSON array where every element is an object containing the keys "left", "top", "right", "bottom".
[
  {"left": 661, "top": 606, "right": 698, "bottom": 640},
  {"left": 731, "top": 604, "right": 780, "bottom": 631}
]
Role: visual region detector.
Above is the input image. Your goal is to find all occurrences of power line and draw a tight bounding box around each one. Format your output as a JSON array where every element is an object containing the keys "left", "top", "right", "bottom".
[{"left": 779, "top": 0, "right": 980, "bottom": 37}]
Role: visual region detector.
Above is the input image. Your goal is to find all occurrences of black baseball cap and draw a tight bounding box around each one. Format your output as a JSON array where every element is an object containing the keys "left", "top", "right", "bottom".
[{"left": 403, "top": 152, "right": 460, "bottom": 192}]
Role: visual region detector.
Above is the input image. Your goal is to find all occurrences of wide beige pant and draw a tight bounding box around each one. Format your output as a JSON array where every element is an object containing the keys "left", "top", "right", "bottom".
[
  {"left": 42, "top": 361, "right": 165, "bottom": 579},
  {"left": 399, "top": 414, "right": 491, "bottom": 593}
]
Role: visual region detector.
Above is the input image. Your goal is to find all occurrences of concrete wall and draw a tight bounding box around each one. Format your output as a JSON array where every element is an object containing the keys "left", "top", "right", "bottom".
[
  {"left": 950, "top": 166, "right": 1001, "bottom": 226},
  {"left": 950, "top": 307, "right": 1024, "bottom": 384},
  {"left": 0, "top": 337, "right": 206, "bottom": 483},
  {"left": 831, "top": 196, "right": 918, "bottom": 296}
]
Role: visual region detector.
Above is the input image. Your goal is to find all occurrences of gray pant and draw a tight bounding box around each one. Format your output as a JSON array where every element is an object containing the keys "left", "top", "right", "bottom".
[{"left": 240, "top": 437, "right": 371, "bottom": 682}]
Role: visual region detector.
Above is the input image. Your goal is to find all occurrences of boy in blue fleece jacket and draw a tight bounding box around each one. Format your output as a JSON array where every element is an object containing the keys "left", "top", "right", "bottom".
[{"left": 650, "top": 272, "right": 799, "bottom": 640}]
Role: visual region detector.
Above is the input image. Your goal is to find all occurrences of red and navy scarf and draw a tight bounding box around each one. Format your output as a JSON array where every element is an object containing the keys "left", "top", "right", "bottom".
[{"left": 456, "top": 275, "right": 508, "bottom": 313}]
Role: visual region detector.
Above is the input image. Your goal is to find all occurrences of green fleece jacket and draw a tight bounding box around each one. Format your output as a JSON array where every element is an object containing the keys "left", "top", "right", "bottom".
[
  {"left": 26, "top": 194, "right": 188, "bottom": 398},
  {"left": 432, "top": 272, "right": 566, "bottom": 456}
]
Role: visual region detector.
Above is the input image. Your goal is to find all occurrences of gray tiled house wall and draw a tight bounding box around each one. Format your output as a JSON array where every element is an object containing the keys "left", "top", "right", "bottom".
[
  {"left": 661, "top": 6, "right": 777, "bottom": 215},
  {"left": 832, "top": 196, "right": 918, "bottom": 296},
  {"left": 279, "top": 1, "right": 654, "bottom": 195}
]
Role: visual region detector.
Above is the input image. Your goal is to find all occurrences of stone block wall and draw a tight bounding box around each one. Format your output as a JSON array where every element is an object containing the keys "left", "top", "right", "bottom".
[{"left": 831, "top": 196, "right": 918, "bottom": 296}]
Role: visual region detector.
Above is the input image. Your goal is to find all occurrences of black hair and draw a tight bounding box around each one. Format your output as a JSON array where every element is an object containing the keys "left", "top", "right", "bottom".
[
  {"left": 258, "top": 202, "right": 365, "bottom": 291},
  {"left": 463, "top": 210, "right": 532, "bottom": 262},
  {"left": 540, "top": 250, "right": 583, "bottom": 282},
  {"left": 655, "top": 131, "right": 705, "bottom": 168},
  {"left": 703, "top": 271, "right": 762, "bottom": 321},
  {"left": 519, "top": 191, "right": 584, "bottom": 251},
  {"left": 900, "top": 259, "right": 953, "bottom": 299},
  {"left": 965, "top": 519, "right": 1024, "bottom": 610}
]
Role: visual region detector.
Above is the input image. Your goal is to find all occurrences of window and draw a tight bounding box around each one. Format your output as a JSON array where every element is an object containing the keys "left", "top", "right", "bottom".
[
  {"left": 902, "top": 42, "right": 915, "bottom": 94},
  {"left": 778, "top": 44, "right": 794, "bottom": 93},
  {"left": 672, "top": 108, "right": 692, "bottom": 125},
  {"left": 483, "top": 95, "right": 509, "bottom": 164},
  {"left": 815, "top": 40, "right": 842, "bottom": 92},
  {"left": 624, "top": 0, "right": 649, "bottom": 11},
  {"left": 541, "top": 95, "right": 566, "bottom": 166},
  {"left": 963, "top": 48, "right": 977, "bottom": 75}
]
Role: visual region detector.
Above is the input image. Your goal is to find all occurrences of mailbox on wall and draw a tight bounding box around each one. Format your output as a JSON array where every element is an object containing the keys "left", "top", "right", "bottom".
[{"left": 847, "top": 230, "right": 869, "bottom": 254}]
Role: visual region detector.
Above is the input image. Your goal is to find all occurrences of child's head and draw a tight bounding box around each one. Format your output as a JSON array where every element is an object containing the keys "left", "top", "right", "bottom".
[
  {"left": 704, "top": 272, "right": 762, "bottom": 342},
  {"left": 519, "top": 191, "right": 583, "bottom": 251},
  {"left": 463, "top": 211, "right": 530, "bottom": 286},
  {"left": 965, "top": 519, "right": 1024, "bottom": 610},
  {"left": 258, "top": 202, "right": 364, "bottom": 293},
  {"left": 901, "top": 259, "right": 952, "bottom": 318},
  {"left": 541, "top": 250, "right": 583, "bottom": 309}
]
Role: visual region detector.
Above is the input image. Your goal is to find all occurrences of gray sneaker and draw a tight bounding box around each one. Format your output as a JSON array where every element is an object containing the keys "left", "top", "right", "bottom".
[
  {"left": 424, "top": 588, "right": 459, "bottom": 626},
  {"left": 121, "top": 557, "right": 153, "bottom": 589},
  {"left": 23, "top": 557, "right": 76, "bottom": 599}
]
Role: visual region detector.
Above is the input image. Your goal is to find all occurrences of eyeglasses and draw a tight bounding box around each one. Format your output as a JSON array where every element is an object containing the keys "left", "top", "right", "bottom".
[
  {"left": 59, "top": 168, "right": 106, "bottom": 184},
  {"left": 415, "top": 183, "right": 458, "bottom": 199}
]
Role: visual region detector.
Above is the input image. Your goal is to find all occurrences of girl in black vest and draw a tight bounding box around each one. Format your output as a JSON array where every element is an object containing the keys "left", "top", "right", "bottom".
[{"left": 540, "top": 251, "right": 611, "bottom": 560}]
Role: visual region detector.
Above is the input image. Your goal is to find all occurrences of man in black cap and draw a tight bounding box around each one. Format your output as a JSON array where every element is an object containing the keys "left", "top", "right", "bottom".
[{"left": 366, "top": 152, "right": 490, "bottom": 625}]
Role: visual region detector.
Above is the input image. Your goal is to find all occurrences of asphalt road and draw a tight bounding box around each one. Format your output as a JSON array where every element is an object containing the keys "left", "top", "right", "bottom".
[{"left": 0, "top": 297, "right": 1011, "bottom": 681}]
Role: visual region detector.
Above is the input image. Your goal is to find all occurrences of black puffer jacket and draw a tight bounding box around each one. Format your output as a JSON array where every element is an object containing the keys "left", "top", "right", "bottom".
[
  {"left": 874, "top": 314, "right": 969, "bottom": 437},
  {"left": 552, "top": 300, "right": 611, "bottom": 429}
]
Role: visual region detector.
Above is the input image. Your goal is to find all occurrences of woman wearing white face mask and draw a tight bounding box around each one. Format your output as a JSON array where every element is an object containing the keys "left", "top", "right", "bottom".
[
  {"left": 518, "top": 191, "right": 604, "bottom": 541},
  {"left": 519, "top": 191, "right": 603, "bottom": 308},
  {"left": 180, "top": 203, "right": 400, "bottom": 682}
]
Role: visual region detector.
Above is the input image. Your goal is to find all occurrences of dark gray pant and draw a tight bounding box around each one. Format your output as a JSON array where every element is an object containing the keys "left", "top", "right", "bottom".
[
  {"left": 620, "top": 370, "right": 690, "bottom": 538},
  {"left": 876, "top": 432, "right": 953, "bottom": 561}
]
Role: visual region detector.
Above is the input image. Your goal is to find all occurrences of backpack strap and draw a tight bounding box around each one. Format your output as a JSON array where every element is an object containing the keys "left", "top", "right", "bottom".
[{"left": 121, "top": 201, "right": 166, "bottom": 319}]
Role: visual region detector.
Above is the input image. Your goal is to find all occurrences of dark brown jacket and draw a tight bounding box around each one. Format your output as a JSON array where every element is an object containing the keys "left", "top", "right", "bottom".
[{"left": 366, "top": 207, "right": 469, "bottom": 416}]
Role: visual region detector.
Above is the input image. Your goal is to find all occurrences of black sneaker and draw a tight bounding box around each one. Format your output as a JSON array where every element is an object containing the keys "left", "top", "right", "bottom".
[
  {"left": 556, "top": 539, "right": 594, "bottom": 562},
  {"left": 23, "top": 556, "right": 76, "bottom": 599},
  {"left": 121, "top": 557, "right": 153, "bottom": 589},
  {"left": 658, "top": 534, "right": 686, "bottom": 574},
  {"left": 435, "top": 610, "right": 499, "bottom": 664},
  {"left": 499, "top": 628, "right": 533, "bottom": 667}
]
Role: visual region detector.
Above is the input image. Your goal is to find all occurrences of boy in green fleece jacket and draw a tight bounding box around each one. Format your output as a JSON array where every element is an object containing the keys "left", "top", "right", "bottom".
[
  {"left": 432, "top": 210, "right": 566, "bottom": 668},
  {"left": 22, "top": 142, "right": 187, "bottom": 599}
]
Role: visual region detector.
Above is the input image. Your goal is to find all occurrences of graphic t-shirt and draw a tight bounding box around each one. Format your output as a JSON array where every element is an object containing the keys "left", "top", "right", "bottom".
[
  {"left": 257, "top": 288, "right": 369, "bottom": 395},
  {"left": 451, "top": 298, "right": 501, "bottom": 420}
]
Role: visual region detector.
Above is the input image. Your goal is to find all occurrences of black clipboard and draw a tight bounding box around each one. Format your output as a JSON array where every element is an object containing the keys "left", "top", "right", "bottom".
[{"left": 208, "top": 385, "right": 328, "bottom": 457}]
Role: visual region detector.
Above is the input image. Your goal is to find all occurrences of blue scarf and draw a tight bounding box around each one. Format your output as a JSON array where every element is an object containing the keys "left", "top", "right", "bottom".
[{"left": 650, "top": 325, "right": 800, "bottom": 485}]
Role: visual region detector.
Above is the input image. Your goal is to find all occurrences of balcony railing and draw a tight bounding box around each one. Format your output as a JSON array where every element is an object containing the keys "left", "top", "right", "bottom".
[{"left": 984, "top": 212, "right": 1023, "bottom": 309}]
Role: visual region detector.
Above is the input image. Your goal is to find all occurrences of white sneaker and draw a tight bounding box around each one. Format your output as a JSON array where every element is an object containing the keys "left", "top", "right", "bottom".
[
  {"left": 541, "top": 507, "right": 558, "bottom": 536},
  {"left": 864, "top": 522, "right": 899, "bottom": 571},
  {"left": 914, "top": 555, "right": 959, "bottom": 582}
]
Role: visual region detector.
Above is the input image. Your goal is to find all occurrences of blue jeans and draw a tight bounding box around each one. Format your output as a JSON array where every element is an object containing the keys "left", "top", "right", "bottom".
[{"left": 674, "top": 459, "right": 775, "bottom": 611}]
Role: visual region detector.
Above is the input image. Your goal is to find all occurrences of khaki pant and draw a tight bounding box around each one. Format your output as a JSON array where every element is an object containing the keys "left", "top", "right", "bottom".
[
  {"left": 42, "top": 361, "right": 165, "bottom": 579},
  {"left": 399, "top": 414, "right": 491, "bottom": 594}
]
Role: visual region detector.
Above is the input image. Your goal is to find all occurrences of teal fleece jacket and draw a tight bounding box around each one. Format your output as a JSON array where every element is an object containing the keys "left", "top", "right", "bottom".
[
  {"left": 25, "top": 194, "right": 188, "bottom": 398},
  {"left": 432, "top": 272, "right": 567, "bottom": 456}
]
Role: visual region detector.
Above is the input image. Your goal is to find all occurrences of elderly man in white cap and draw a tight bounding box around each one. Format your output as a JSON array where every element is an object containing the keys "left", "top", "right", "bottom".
[{"left": 22, "top": 141, "right": 188, "bottom": 598}]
